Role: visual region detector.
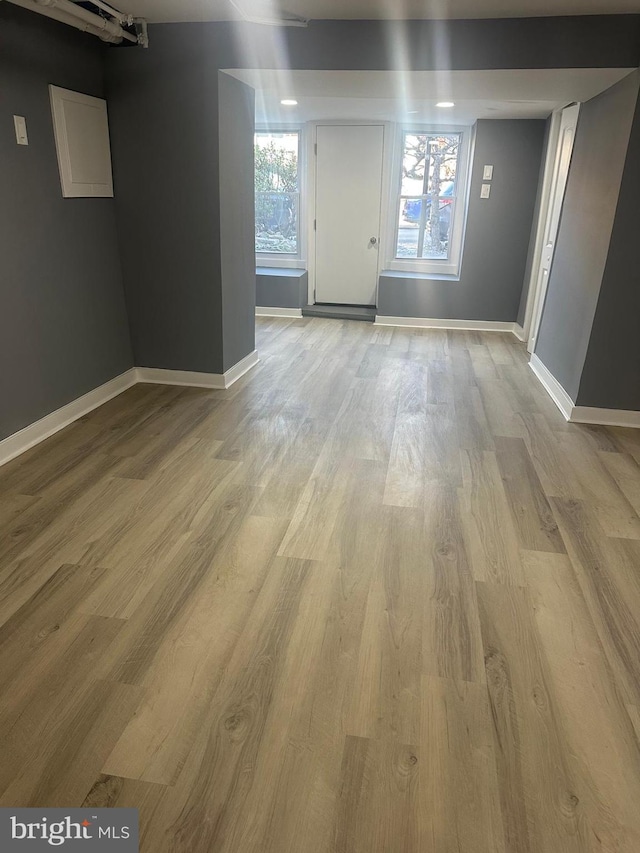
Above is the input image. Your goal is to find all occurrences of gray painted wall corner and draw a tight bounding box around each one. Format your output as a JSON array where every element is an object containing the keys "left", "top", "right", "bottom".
[
  {"left": 576, "top": 78, "right": 640, "bottom": 411},
  {"left": 517, "top": 115, "right": 552, "bottom": 328},
  {"left": 218, "top": 72, "right": 256, "bottom": 373},
  {"left": 106, "top": 24, "right": 225, "bottom": 374},
  {"left": 534, "top": 70, "right": 640, "bottom": 403},
  {"left": 0, "top": 3, "right": 133, "bottom": 441}
]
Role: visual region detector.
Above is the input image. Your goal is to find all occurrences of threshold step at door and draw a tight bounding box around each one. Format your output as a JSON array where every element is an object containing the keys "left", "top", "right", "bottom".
[{"left": 302, "top": 305, "right": 376, "bottom": 322}]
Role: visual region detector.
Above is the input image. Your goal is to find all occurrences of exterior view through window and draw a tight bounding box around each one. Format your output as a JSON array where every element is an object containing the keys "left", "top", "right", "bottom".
[
  {"left": 396, "top": 132, "right": 461, "bottom": 261},
  {"left": 255, "top": 130, "right": 299, "bottom": 255}
]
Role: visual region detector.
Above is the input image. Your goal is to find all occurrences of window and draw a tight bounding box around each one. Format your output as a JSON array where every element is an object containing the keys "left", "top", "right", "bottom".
[
  {"left": 254, "top": 130, "right": 300, "bottom": 257},
  {"left": 392, "top": 130, "right": 468, "bottom": 275}
]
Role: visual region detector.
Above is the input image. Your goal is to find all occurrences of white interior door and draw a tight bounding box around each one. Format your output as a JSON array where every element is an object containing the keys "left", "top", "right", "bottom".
[
  {"left": 527, "top": 104, "right": 580, "bottom": 352},
  {"left": 315, "top": 124, "right": 384, "bottom": 306}
]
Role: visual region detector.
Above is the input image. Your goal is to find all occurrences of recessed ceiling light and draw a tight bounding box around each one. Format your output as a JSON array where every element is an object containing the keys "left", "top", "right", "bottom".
[
  {"left": 280, "top": 99, "right": 298, "bottom": 106},
  {"left": 436, "top": 101, "right": 455, "bottom": 108}
]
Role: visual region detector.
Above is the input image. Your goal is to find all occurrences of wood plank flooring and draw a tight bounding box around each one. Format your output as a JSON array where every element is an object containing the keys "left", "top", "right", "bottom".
[{"left": 2, "top": 316, "right": 640, "bottom": 851}]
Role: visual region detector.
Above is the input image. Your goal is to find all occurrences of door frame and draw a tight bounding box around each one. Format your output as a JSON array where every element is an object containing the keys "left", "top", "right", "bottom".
[
  {"left": 522, "top": 103, "right": 580, "bottom": 352},
  {"left": 306, "top": 119, "right": 394, "bottom": 307}
]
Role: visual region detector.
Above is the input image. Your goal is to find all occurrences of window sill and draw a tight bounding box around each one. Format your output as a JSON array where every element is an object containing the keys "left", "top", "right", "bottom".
[
  {"left": 256, "top": 257, "right": 306, "bottom": 270},
  {"left": 380, "top": 269, "right": 461, "bottom": 282},
  {"left": 257, "top": 267, "right": 307, "bottom": 277}
]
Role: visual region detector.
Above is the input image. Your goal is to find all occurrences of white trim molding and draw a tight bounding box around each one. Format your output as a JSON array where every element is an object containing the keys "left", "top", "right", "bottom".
[
  {"left": 0, "top": 368, "right": 137, "bottom": 468},
  {"left": 374, "top": 316, "right": 521, "bottom": 336},
  {"left": 0, "top": 351, "right": 260, "bottom": 469},
  {"left": 521, "top": 107, "right": 563, "bottom": 346},
  {"left": 256, "top": 307, "right": 303, "bottom": 318},
  {"left": 571, "top": 407, "right": 640, "bottom": 429},
  {"left": 512, "top": 324, "right": 526, "bottom": 342},
  {"left": 529, "top": 354, "right": 575, "bottom": 421},
  {"left": 136, "top": 350, "right": 259, "bottom": 391},
  {"left": 221, "top": 350, "right": 260, "bottom": 387},
  {"left": 529, "top": 354, "right": 640, "bottom": 428},
  {"left": 136, "top": 367, "right": 226, "bottom": 390}
]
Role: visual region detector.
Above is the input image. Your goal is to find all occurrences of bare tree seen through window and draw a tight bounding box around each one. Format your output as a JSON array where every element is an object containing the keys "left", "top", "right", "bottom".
[{"left": 397, "top": 133, "right": 460, "bottom": 260}]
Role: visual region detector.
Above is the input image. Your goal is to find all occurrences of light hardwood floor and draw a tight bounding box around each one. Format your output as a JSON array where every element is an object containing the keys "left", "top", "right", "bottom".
[{"left": 2, "top": 316, "right": 640, "bottom": 851}]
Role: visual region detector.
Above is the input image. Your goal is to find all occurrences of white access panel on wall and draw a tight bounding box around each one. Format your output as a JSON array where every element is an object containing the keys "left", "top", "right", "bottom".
[{"left": 49, "top": 85, "right": 114, "bottom": 198}]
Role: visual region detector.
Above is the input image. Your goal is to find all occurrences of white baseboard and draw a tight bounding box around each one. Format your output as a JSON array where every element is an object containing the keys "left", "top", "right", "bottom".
[
  {"left": 529, "top": 353, "right": 640, "bottom": 429},
  {"left": 512, "top": 323, "right": 526, "bottom": 342},
  {"left": 0, "top": 368, "right": 137, "bottom": 468},
  {"left": 570, "top": 407, "right": 640, "bottom": 429},
  {"left": 528, "top": 356, "right": 640, "bottom": 428},
  {"left": 374, "top": 316, "right": 521, "bottom": 337},
  {"left": 136, "top": 350, "right": 258, "bottom": 391},
  {"left": 256, "top": 307, "right": 302, "bottom": 318},
  {"left": 529, "top": 354, "right": 574, "bottom": 421},
  {"left": 4, "top": 342, "right": 636, "bottom": 473},
  {"left": 0, "top": 351, "right": 259, "bottom": 469},
  {"left": 136, "top": 367, "right": 226, "bottom": 390},
  {"left": 221, "top": 350, "right": 260, "bottom": 387}
]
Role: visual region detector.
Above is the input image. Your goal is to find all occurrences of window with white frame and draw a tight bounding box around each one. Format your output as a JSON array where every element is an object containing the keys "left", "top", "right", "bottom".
[
  {"left": 254, "top": 130, "right": 300, "bottom": 257},
  {"left": 392, "top": 129, "right": 468, "bottom": 275}
]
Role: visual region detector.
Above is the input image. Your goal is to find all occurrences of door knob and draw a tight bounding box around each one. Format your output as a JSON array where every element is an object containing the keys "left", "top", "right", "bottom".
[{"left": 369, "top": 237, "right": 378, "bottom": 245}]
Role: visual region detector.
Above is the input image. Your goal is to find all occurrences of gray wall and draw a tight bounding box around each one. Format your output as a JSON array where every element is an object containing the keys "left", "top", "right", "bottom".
[
  {"left": 107, "top": 37, "right": 257, "bottom": 375},
  {"left": 256, "top": 269, "right": 308, "bottom": 309},
  {"left": 155, "top": 16, "right": 640, "bottom": 74},
  {"left": 378, "top": 119, "right": 546, "bottom": 321},
  {"left": 576, "top": 82, "right": 640, "bottom": 410},
  {"left": 517, "top": 116, "right": 552, "bottom": 327},
  {"left": 104, "top": 15, "right": 640, "bottom": 380},
  {"left": 2, "top": 9, "right": 638, "bottom": 441},
  {"left": 218, "top": 72, "right": 256, "bottom": 371},
  {"left": 534, "top": 71, "right": 640, "bottom": 402},
  {"left": 0, "top": 4, "right": 133, "bottom": 442},
  {"left": 107, "top": 25, "right": 225, "bottom": 373}
]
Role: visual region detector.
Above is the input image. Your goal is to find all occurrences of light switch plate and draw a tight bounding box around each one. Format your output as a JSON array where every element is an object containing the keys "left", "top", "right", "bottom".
[
  {"left": 13, "top": 115, "right": 28, "bottom": 145},
  {"left": 483, "top": 164, "right": 494, "bottom": 180},
  {"left": 481, "top": 184, "right": 491, "bottom": 199}
]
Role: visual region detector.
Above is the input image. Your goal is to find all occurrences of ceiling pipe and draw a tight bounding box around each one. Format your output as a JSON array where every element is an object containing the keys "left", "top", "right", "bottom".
[
  {"left": 134, "top": 16, "right": 148, "bottom": 47},
  {"left": 4, "top": 0, "right": 122, "bottom": 40},
  {"left": 36, "top": 0, "right": 137, "bottom": 41},
  {"left": 80, "top": 0, "right": 133, "bottom": 26},
  {"left": 72, "top": 0, "right": 149, "bottom": 47},
  {"left": 4, "top": 0, "right": 139, "bottom": 43}
]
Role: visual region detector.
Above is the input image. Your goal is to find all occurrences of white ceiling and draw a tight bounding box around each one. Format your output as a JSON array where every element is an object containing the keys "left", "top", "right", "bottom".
[
  {"left": 121, "top": 0, "right": 640, "bottom": 23},
  {"left": 224, "top": 68, "right": 634, "bottom": 123}
]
